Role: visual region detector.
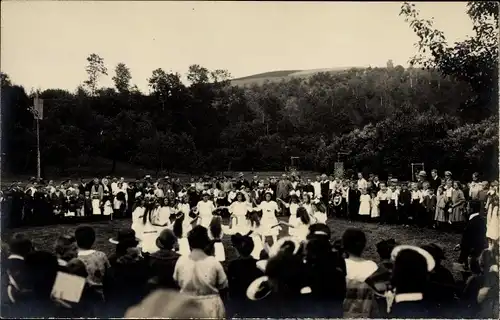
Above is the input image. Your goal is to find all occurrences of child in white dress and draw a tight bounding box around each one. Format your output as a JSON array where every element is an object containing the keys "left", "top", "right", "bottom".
[
  {"left": 228, "top": 192, "right": 252, "bottom": 235},
  {"left": 131, "top": 200, "right": 160, "bottom": 254},
  {"left": 247, "top": 211, "right": 265, "bottom": 260},
  {"left": 370, "top": 190, "right": 380, "bottom": 220},
  {"left": 278, "top": 192, "right": 301, "bottom": 237},
  {"left": 172, "top": 213, "right": 191, "bottom": 256},
  {"left": 358, "top": 188, "right": 371, "bottom": 221},
  {"left": 197, "top": 192, "right": 216, "bottom": 228},
  {"left": 279, "top": 206, "right": 311, "bottom": 242},
  {"left": 256, "top": 192, "right": 280, "bottom": 246},
  {"left": 312, "top": 198, "right": 328, "bottom": 224},
  {"left": 176, "top": 195, "right": 192, "bottom": 237}
]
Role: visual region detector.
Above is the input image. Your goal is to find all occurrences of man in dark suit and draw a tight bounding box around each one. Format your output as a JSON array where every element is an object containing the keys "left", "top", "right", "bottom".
[
  {"left": 458, "top": 201, "right": 487, "bottom": 274},
  {"left": 429, "top": 169, "right": 442, "bottom": 192}
]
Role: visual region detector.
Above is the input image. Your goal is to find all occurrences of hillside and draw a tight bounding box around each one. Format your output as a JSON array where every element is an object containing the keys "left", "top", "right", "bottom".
[{"left": 230, "top": 66, "right": 362, "bottom": 87}]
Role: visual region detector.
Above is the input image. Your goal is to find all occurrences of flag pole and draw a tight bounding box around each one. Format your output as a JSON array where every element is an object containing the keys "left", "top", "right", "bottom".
[{"left": 36, "top": 116, "right": 41, "bottom": 180}]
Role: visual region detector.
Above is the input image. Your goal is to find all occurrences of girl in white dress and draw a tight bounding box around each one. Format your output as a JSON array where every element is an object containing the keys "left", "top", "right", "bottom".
[
  {"left": 279, "top": 206, "right": 311, "bottom": 242},
  {"left": 247, "top": 211, "right": 265, "bottom": 260},
  {"left": 152, "top": 198, "right": 174, "bottom": 232},
  {"left": 176, "top": 195, "right": 192, "bottom": 237},
  {"left": 358, "top": 188, "right": 371, "bottom": 221},
  {"left": 197, "top": 192, "right": 216, "bottom": 228},
  {"left": 301, "top": 193, "right": 316, "bottom": 222},
  {"left": 172, "top": 212, "right": 191, "bottom": 256},
  {"left": 256, "top": 191, "right": 281, "bottom": 246},
  {"left": 370, "top": 190, "right": 380, "bottom": 220},
  {"left": 278, "top": 191, "right": 301, "bottom": 237},
  {"left": 486, "top": 182, "right": 499, "bottom": 244},
  {"left": 131, "top": 198, "right": 160, "bottom": 254},
  {"left": 312, "top": 197, "right": 327, "bottom": 224},
  {"left": 228, "top": 192, "right": 252, "bottom": 235}
]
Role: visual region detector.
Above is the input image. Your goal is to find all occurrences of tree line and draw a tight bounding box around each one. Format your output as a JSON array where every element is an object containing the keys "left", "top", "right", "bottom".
[{"left": 1, "top": 2, "right": 498, "bottom": 180}]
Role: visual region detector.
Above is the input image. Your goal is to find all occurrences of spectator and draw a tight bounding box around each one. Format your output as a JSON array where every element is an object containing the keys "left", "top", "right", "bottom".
[
  {"left": 303, "top": 223, "right": 346, "bottom": 318},
  {"left": 226, "top": 232, "right": 263, "bottom": 318},
  {"left": 106, "top": 228, "right": 150, "bottom": 317},
  {"left": 54, "top": 234, "right": 78, "bottom": 267},
  {"left": 421, "top": 243, "right": 456, "bottom": 317},
  {"left": 5, "top": 233, "right": 34, "bottom": 303},
  {"left": 74, "top": 226, "right": 111, "bottom": 299},
  {"left": 148, "top": 229, "right": 180, "bottom": 290},
  {"left": 388, "top": 245, "right": 435, "bottom": 318},
  {"left": 173, "top": 225, "right": 228, "bottom": 318},
  {"left": 342, "top": 228, "right": 378, "bottom": 318}
]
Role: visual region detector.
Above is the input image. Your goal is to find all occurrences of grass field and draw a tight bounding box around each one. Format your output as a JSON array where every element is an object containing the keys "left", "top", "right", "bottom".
[{"left": 2, "top": 217, "right": 462, "bottom": 276}]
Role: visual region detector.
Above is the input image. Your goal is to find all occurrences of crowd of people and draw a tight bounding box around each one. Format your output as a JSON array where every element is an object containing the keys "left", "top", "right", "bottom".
[
  {"left": 2, "top": 170, "right": 499, "bottom": 239},
  {"left": 1, "top": 170, "right": 499, "bottom": 318}
]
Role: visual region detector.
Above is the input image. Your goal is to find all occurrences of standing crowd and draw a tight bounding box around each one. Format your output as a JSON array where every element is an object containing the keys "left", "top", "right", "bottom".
[{"left": 1, "top": 170, "right": 499, "bottom": 318}]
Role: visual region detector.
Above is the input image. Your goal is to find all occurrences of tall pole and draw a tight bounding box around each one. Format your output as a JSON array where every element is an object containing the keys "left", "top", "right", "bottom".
[{"left": 36, "top": 118, "right": 41, "bottom": 180}]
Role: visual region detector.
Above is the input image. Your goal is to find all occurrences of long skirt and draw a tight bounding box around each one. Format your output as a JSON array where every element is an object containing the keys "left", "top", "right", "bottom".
[
  {"left": 92, "top": 199, "right": 101, "bottom": 215},
  {"left": 450, "top": 205, "right": 465, "bottom": 223},
  {"left": 258, "top": 216, "right": 279, "bottom": 236},
  {"left": 199, "top": 214, "right": 212, "bottom": 228},
  {"left": 434, "top": 206, "right": 447, "bottom": 222},
  {"left": 486, "top": 205, "right": 499, "bottom": 240},
  {"left": 379, "top": 200, "right": 389, "bottom": 221},
  {"left": 189, "top": 294, "right": 225, "bottom": 319}
]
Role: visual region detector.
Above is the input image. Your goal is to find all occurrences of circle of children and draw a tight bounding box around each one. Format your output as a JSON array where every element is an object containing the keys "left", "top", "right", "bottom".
[{"left": 1, "top": 170, "right": 499, "bottom": 318}]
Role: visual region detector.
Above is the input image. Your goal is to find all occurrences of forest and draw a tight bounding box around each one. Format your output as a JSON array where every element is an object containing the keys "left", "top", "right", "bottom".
[{"left": 1, "top": 2, "right": 498, "bottom": 180}]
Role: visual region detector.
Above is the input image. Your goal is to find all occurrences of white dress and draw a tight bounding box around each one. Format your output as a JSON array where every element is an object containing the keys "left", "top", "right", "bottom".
[
  {"left": 173, "top": 254, "right": 228, "bottom": 318},
  {"left": 197, "top": 200, "right": 215, "bottom": 228},
  {"left": 250, "top": 232, "right": 264, "bottom": 260},
  {"left": 176, "top": 203, "right": 192, "bottom": 237},
  {"left": 258, "top": 201, "right": 280, "bottom": 236},
  {"left": 154, "top": 206, "right": 173, "bottom": 232},
  {"left": 287, "top": 203, "right": 300, "bottom": 236},
  {"left": 178, "top": 237, "right": 191, "bottom": 256},
  {"left": 290, "top": 220, "right": 310, "bottom": 242},
  {"left": 358, "top": 194, "right": 371, "bottom": 216},
  {"left": 313, "top": 208, "right": 327, "bottom": 224},
  {"left": 132, "top": 207, "right": 160, "bottom": 254},
  {"left": 486, "top": 195, "right": 499, "bottom": 240},
  {"left": 103, "top": 200, "right": 113, "bottom": 216},
  {"left": 371, "top": 196, "right": 380, "bottom": 218},
  {"left": 228, "top": 201, "right": 252, "bottom": 234}
]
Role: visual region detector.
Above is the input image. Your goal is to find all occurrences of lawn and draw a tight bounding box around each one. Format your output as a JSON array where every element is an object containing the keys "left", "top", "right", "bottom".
[{"left": 2, "top": 217, "right": 462, "bottom": 276}]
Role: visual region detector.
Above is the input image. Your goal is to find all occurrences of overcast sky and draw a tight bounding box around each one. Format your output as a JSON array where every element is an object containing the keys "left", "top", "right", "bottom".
[{"left": 2, "top": 1, "right": 473, "bottom": 93}]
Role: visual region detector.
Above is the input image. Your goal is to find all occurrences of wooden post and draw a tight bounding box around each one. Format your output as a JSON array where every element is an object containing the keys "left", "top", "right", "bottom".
[{"left": 36, "top": 118, "right": 41, "bottom": 180}]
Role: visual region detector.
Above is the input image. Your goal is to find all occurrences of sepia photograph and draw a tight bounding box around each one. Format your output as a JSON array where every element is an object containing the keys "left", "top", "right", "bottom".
[{"left": 0, "top": 1, "right": 498, "bottom": 318}]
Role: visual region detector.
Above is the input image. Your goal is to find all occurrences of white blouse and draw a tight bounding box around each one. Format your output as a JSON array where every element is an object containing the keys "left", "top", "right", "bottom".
[
  {"left": 229, "top": 201, "right": 251, "bottom": 217},
  {"left": 197, "top": 200, "right": 215, "bottom": 216},
  {"left": 258, "top": 201, "right": 279, "bottom": 219}
]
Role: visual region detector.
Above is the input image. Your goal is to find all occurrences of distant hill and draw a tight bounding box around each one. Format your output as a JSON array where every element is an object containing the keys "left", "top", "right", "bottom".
[{"left": 231, "top": 67, "right": 363, "bottom": 87}]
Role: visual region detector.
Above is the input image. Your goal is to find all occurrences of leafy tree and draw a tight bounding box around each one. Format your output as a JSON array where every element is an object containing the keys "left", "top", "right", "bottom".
[
  {"left": 400, "top": 1, "right": 498, "bottom": 121},
  {"left": 84, "top": 53, "right": 108, "bottom": 96},
  {"left": 112, "top": 63, "right": 132, "bottom": 94}
]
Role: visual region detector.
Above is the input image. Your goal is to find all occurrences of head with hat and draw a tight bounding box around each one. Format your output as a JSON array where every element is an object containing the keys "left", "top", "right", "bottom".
[
  {"left": 418, "top": 170, "right": 427, "bottom": 179},
  {"left": 342, "top": 228, "right": 367, "bottom": 258},
  {"left": 109, "top": 228, "right": 140, "bottom": 255},
  {"left": 420, "top": 243, "right": 445, "bottom": 266},
  {"left": 391, "top": 245, "right": 435, "bottom": 294},
  {"left": 156, "top": 229, "right": 178, "bottom": 251},
  {"left": 444, "top": 171, "right": 452, "bottom": 178},
  {"left": 376, "top": 238, "right": 398, "bottom": 261},
  {"left": 231, "top": 232, "right": 255, "bottom": 258},
  {"left": 305, "top": 223, "right": 333, "bottom": 260}
]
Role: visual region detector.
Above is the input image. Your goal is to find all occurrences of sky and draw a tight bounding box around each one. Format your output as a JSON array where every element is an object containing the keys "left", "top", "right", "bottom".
[{"left": 2, "top": 1, "right": 474, "bottom": 93}]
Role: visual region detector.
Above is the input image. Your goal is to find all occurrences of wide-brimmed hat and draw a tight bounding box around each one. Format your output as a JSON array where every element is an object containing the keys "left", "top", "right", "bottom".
[
  {"left": 109, "top": 229, "right": 140, "bottom": 245},
  {"left": 391, "top": 245, "right": 435, "bottom": 272},
  {"left": 246, "top": 276, "right": 272, "bottom": 301},
  {"left": 444, "top": 171, "right": 452, "bottom": 176},
  {"left": 418, "top": 171, "right": 427, "bottom": 177},
  {"left": 156, "top": 229, "right": 177, "bottom": 250}
]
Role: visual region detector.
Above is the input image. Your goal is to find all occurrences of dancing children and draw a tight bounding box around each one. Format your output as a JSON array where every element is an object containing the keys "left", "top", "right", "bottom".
[
  {"left": 196, "top": 191, "right": 216, "bottom": 228},
  {"left": 255, "top": 191, "right": 280, "bottom": 247}
]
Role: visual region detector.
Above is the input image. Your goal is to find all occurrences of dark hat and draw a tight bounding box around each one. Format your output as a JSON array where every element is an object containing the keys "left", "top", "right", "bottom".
[
  {"left": 376, "top": 238, "right": 398, "bottom": 252},
  {"left": 156, "top": 229, "right": 177, "bottom": 250},
  {"left": 109, "top": 228, "right": 140, "bottom": 246},
  {"left": 391, "top": 245, "right": 435, "bottom": 272},
  {"left": 307, "top": 223, "right": 331, "bottom": 240},
  {"left": 246, "top": 276, "right": 272, "bottom": 301},
  {"left": 421, "top": 243, "right": 446, "bottom": 261}
]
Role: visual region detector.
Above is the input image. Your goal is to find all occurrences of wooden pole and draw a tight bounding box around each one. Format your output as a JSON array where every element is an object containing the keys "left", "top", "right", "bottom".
[{"left": 36, "top": 118, "right": 41, "bottom": 180}]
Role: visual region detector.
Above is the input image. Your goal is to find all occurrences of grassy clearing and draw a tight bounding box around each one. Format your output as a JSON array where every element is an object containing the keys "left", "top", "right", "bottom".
[{"left": 2, "top": 217, "right": 461, "bottom": 276}]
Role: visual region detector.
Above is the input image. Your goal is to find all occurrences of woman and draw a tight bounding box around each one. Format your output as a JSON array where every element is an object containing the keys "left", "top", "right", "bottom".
[
  {"left": 173, "top": 226, "right": 228, "bottom": 318},
  {"left": 450, "top": 181, "right": 466, "bottom": 229},
  {"left": 131, "top": 195, "right": 160, "bottom": 254},
  {"left": 485, "top": 181, "right": 499, "bottom": 244}
]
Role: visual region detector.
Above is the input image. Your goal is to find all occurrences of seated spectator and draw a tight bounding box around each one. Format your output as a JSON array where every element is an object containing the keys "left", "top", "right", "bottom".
[
  {"left": 54, "top": 234, "right": 78, "bottom": 267},
  {"left": 462, "top": 245, "right": 499, "bottom": 319},
  {"left": 148, "top": 229, "right": 180, "bottom": 290},
  {"left": 74, "top": 226, "right": 111, "bottom": 298},
  {"left": 388, "top": 245, "right": 435, "bottom": 318},
  {"left": 5, "top": 233, "right": 34, "bottom": 303},
  {"left": 303, "top": 223, "right": 346, "bottom": 318},
  {"left": 421, "top": 243, "right": 456, "bottom": 317},
  {"left": 246, "top": 237, "right": 310, "bottom": 318},
  {"left": 106, "top": 228, "right": 151, "bottom": 317},
  {"left": 7, "top": 251, "right": 72, "bottom": 318},
  {"left": 342, "top": 228, "right": 378, "bottom": 318},
  {"left": 173, "top": 225, "right": 228, "bottom": 318},
  {"left": 124, "top": 289, "right": 210, "bottom": 318},
  {"left": 226, "top": 232, "right": 263, "bottom": 318}
]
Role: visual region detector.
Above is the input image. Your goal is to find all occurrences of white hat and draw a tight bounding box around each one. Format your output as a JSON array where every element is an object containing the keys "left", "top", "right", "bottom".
[{"left": 391, "top": 245, "right": 435, "bottom": 272}]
